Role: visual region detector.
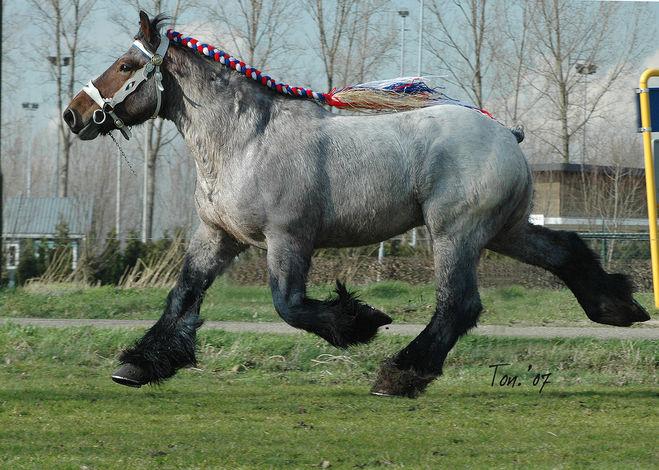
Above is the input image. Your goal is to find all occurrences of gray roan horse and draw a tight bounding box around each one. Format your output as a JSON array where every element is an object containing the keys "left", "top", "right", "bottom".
[{"left": 64, "top": 12, "right": 649, "bottom": 398}]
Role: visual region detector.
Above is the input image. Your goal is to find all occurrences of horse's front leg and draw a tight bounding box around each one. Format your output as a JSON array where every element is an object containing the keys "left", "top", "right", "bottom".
[
  {"left": 266, "top": 233, "right": 392, "bottom": 348},
  {"left": 112, "top": 224, "right": 246, "bottom": 387}
]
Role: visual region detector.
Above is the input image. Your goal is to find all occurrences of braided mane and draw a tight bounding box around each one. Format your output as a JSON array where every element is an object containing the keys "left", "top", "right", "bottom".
[{"left": 164, "top": 28, "right": 499, "bottom": 119}]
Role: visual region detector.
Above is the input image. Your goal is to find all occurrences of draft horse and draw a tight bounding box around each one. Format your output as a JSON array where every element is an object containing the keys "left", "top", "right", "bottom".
[{"left": 64, "top": 12, "right": 649, "bottom": 398}]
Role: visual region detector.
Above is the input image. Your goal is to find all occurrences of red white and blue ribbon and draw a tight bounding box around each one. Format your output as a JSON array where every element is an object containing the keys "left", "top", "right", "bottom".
[
  {"left": 166, "top": 29, "right": 495, "bottom": 117},
  {"left": 167, "top": 29, "right": 326, "bottom": 101}
]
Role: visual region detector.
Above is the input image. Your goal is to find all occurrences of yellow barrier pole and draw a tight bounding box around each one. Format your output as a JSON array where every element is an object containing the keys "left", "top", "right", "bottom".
[{"left": 639, "top": 69, "right": 659, "bottom": 309}]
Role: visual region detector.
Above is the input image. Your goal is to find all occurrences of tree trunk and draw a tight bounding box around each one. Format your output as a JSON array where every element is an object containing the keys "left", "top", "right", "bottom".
[
  {"left": 54, "top": 6, "right": 69, "bottom": 197},
  {"left": 553, "top": 0, "right": 570, "bottom": 164},
  {"left": 143, "top": 118, "right": 164, "bottom": 241},
  {"left": 58, "top": 131, "right": 70, "bottom": 197}
]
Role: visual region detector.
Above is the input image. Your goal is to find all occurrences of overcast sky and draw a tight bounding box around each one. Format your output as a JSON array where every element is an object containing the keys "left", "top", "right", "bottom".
[
  {"left": 3, "top": 0, "right": 426, "bottom": 129},
  {"left": 2, "top": 0, "right": 659, "bottom": 143}
]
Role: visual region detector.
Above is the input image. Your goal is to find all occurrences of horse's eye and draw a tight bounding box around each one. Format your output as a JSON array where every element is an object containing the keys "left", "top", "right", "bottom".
[{"left": 119, "top": 63, "right": 132, "bottom": 72}]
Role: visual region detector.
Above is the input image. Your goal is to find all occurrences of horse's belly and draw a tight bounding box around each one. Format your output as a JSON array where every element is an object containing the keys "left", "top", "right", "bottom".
[{"left": 317, "top": 199, "right": 422, "bottom": 248}]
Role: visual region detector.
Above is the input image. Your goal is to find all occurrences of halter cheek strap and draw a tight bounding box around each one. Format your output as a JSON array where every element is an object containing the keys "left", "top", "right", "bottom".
[{"left": 81, "top": 32, "right": 169, "bottom": 140}]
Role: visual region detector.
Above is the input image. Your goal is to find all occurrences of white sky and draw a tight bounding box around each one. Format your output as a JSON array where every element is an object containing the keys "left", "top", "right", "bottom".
[{"left": 2, "top": 0, "right": 659, "bottom": 141}]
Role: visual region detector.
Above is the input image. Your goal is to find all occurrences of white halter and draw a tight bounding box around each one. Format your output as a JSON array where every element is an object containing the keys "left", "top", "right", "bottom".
[{"left": 82, "top": 32, "right": 169, "bottom": 140}]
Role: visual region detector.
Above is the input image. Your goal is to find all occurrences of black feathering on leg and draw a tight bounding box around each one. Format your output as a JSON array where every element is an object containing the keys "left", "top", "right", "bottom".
[
  {"left": 118, "top": 312, "right": 203, "bottom": 384},
  {"left": 321, "top": 280, "right": 392, "bottom": 347}
]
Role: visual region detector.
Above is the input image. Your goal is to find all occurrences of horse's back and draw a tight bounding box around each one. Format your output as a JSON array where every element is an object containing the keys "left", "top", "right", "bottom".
[{"left": 330, "top": 105, "right": 531, "bottom": 203}]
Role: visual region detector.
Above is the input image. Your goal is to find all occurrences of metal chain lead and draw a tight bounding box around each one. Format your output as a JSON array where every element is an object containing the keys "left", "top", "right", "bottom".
[{"left": 109, "top": 131, "right": 136, "bottom": 175}]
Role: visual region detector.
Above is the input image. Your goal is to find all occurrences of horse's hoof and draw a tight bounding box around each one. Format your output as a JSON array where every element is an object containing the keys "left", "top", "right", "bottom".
[
  {"left": 588, "top": 298, "right": 651, "bottom": 327},
  {"left": 371, "top": 359, "right": 435, "bottom": 399},
  {"left": 111, "top": 363, "right": 148, "bottom": 388}
]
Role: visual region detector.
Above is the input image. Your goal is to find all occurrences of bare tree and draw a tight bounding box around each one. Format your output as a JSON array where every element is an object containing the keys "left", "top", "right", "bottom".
[
  {"left": 489, "top": 0, "right": 535, "bottom": 124},
  {"left": 525, "top": 0, "right": 645, "bottom": 163},
  {"left": 336, "top": 0, "right": 395, "bottom": 85},
  {"left": 426, "top": 0, "right": 492, "bottom": 109},
  {"left": 575, "top": 141, "right": 646, "bottom": 264},
  {"left": 209, "top": 0, "right": 298, "bottom": 69},
  {"left": 305, "top": 0, "right": 357, "bottom": 90},
  {"left": 30, "top": 0, "right": 96, "bottom": 197},
  {"left": 305, "top": 0, "right": 395, "bottom": 91}
]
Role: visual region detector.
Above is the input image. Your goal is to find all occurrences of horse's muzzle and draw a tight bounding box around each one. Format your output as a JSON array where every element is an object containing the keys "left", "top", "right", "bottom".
[
  {"left": 63, "top": 107, "right": 81, "bottom": 133},
  {"left": 63, "top": 106, "right": 102, "bottom": 140}
]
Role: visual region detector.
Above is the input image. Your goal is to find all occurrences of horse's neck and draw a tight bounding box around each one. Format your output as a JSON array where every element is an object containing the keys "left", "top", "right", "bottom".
[{"left": 162, "top": 49, "right": 279, "bottom": 169}]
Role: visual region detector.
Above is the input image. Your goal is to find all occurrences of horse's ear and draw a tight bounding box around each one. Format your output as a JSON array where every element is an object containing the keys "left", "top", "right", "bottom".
[{"left": 139, "top": 10, "right": 156, "bottom": 45}]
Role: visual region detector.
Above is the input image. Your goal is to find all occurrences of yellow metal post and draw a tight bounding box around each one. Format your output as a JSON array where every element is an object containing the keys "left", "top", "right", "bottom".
[{"left": 639, "top": 69, "right": 659, "bottom": 308}]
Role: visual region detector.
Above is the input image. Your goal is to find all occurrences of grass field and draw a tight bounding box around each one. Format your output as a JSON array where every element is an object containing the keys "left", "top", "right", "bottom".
[
  {"left": 0, "top": 324, "right": 657, "bottom": 468},
  {"left": 1, "top": 281, "right": 657, "bottom": 327}
]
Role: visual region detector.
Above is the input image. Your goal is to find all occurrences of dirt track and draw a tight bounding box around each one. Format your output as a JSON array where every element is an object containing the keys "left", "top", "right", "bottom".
[{"left": 2, "top": 317, "right": 658, "bottom": 340}]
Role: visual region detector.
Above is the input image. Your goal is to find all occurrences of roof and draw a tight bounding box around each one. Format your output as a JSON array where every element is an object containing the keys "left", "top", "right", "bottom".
[
  {"left": 2, "top": 196, "right": 93, "bottom": 238},
  {"left": 530, "top": 163, "right": 645, "bottom": 176}
]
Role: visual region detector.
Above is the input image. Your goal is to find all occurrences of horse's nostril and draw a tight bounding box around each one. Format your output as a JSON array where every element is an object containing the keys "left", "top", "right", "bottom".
[{"left": 63, "top": 108, "right": 79, "bottom": 131}]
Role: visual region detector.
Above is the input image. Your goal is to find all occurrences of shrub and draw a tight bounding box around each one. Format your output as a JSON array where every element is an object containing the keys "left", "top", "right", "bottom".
[
  {"left": 16, "top": 240, "right": 41, "bottom": 285},
  {"left": 93, "top": 231, "right": 124, "bottom": 285},
  {"left": 122, "top": 231, "right": 145, "bottom": 270}
]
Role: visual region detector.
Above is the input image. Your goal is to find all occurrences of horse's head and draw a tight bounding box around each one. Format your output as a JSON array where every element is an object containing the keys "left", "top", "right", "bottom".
[{"left": 64, "top": 11, "right": 169, "bottom": 140}]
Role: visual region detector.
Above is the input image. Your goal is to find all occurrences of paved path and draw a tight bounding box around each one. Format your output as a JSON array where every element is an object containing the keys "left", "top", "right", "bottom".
[{"left": 1, "top": 317, "right": 658, "bottom": 340}]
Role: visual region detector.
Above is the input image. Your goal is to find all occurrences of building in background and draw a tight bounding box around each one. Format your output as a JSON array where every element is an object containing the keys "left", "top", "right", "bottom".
[
  {"left": 2, "top": 196, "right": 93, "bottom": 280},
  {"left": 530, "top": 163, "right": 647, "bottom": 231}
]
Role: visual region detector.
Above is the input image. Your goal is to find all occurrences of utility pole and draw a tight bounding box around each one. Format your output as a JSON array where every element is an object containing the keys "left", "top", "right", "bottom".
[
  {"left": 142, "top": 129, "right": 148, "bottom": 243},
  {"left": 116, "top": 144, "right": 121, "bottom": 238}
]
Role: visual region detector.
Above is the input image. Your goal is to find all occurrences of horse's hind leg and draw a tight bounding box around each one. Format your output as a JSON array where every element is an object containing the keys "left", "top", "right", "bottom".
[
  {"left": 112, "top": 224, "right": 246, "bottom": 387},
  {"left": 266, "top": 233, "right": 392, "bottom": 347},
  {"left": 372, "top": 220, "right": 485, "bottom": 398},
  {"left": 488, "top": 222, "right": 649, "bottom": 326}
]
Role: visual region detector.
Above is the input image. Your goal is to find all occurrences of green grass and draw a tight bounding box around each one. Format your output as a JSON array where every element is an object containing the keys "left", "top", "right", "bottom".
[
  {"left": 1, "top": 281, "right": 657, "bottom": 327},
  {"left": 0, "top": 325, "right": 657, "bottom": 468}
]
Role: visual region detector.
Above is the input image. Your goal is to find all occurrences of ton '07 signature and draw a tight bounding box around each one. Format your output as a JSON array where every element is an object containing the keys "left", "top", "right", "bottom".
[{"left": 489, "top": 363, "right": 552, "bottom": 393}]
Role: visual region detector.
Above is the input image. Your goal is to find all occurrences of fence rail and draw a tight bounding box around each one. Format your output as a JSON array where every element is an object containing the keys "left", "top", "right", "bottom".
[{"left": 577, "top": 232, "right": 649, "bottom": 240}]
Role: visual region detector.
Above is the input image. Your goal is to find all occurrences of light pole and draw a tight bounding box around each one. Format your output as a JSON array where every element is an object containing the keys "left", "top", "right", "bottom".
[
  {"left": 47, "top": 55, "right": 70, "bottom": 196},
  {"left": 411, "top": 0, "right": 424, "bottom": 248},
  {"left": 398, "top": 10, "right": 409, "bottom": 76},
  {"left": 379, "top": 12, "right": 410, "bottom": 266},
  {"left": 417, "top": 0, "right": 424, "bottom": 77},
  {"left": 574, "top": 60, "right": 597, "bottom": 163},
  {"left": 21, "top": 102, "right": 39, "bottom": 197}
]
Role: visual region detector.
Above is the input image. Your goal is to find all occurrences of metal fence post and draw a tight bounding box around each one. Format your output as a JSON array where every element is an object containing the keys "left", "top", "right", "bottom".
[{"left": 639, "top": 69, "right": 659, "bottom": 308}]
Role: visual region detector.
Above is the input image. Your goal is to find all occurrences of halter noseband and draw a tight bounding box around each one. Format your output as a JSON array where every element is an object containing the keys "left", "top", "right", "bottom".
[{"left": 82, "top": 32, "right": 169, "bottom": 140}]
